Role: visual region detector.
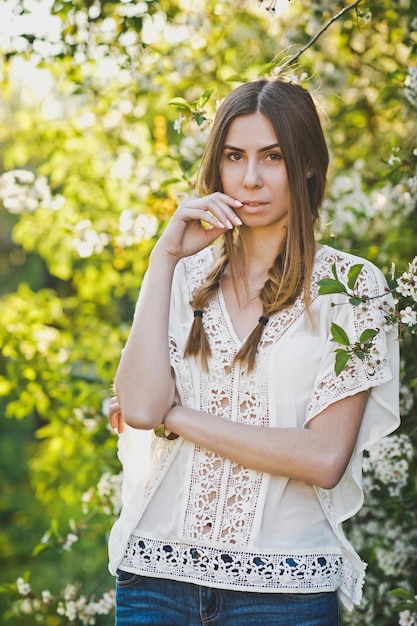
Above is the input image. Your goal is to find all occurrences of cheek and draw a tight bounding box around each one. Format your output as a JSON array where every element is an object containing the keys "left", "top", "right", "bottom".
[{"left": 219, "top": 163, "right": 236, "bottom": 191}]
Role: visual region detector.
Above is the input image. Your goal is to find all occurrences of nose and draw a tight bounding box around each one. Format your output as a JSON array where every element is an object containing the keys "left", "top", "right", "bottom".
[{"left": 243, "top": 160, "right": 262, "bottom": 188}]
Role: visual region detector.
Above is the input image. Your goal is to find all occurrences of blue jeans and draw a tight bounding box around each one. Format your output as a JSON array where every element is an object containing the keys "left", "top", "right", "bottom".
[{"left": 115, "top": 571, "right": 340, "bottom": 625}]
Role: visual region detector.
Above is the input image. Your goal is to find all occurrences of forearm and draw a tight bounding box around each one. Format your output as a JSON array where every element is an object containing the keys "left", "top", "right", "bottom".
[
  {"left": 114, "top": 248, "right": 177, "bottom": 429},
  {"left": 167, "top": 407, "right": 325, "bottom": 483},
  {"left": 165, "top": 392, "right": 368, "bottom": 489}
]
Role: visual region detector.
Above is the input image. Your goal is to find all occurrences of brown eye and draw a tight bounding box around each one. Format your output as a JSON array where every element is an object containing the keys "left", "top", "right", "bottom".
[
  {"left": 266, "top": 152, "right": 282, "bottom": 161},
  {"left": 228, "top": 153, "right": 243, "bottom": 161}
]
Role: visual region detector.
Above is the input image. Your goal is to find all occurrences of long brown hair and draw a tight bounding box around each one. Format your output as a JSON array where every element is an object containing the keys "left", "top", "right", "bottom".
[{"left": 184, "top": 77, "right": 329, "bottom": 371}]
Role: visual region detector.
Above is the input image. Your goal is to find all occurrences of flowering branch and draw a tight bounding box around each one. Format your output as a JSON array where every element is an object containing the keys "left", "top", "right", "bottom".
[
  {"left": 275, "top": 0, "right": 363, "bottom": 74},
  {"left": 317, "top": 258, "right": 417, "bottom": 376}
]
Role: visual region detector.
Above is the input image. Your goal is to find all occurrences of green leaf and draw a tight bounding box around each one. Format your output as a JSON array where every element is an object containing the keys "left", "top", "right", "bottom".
[
  {"left": 390, "top": 601, "right": 416, "bottom": 612},
  {"left": 357, "top": 351, "right": 365, "bottom": 360},
  {"left": 33, "top": 542, "right": 50, "bottom": 556},
  {"left": 330, "top": 322, "right": 351, "bottom": 346},
  {"left": 317, "top": 278, "right": 347, "bottom": 295},
  {"left": 347, "top": 264, "right": 364, "bottom": 290},
  {"left": 388, "top": 588, "right": 414, "bottom": 600},
  {"left": 334, "top": 349, "right": 350, "bottom": 376},
  {"left": 359, "top": 328, "right": 379, "bottom": 344},
  {"left": 193, "top": 114, "right": 207, "bottom": 126},
  {"left": 160, "top": 177, "right": 182, "bottom": 188},
  {"left": 196, "top": 88, "right": 214, "bottom": 108},
  {"left": 167, "top": 97, "right": 192, "bottom": 111},
  {"left": 348, "top": 297, "right": 362, "bottom": 306},
  {"left": 331, "top": 263, "right": 339, "bottom": 281}
]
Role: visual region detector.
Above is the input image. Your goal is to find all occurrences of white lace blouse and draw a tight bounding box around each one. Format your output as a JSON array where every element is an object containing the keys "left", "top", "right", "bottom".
[{"left": 108, "top": 244, "right": 399, "bottom": 611}]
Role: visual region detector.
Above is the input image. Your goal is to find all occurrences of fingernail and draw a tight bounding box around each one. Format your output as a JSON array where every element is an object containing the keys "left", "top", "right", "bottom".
[
  {"left": 234, "top": 200, "right": 243, "bottom": 206},
  {"left": 235, "top": 216, "right": 243, "bottom": 225},
  {"left": 226, "top": 219, "right": 233, "bottom": 229}
]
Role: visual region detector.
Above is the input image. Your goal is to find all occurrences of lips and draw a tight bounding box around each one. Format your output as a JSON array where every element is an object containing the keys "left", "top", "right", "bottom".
[{"left": 241, "top": 201, "right": 268, "bottom": 207}]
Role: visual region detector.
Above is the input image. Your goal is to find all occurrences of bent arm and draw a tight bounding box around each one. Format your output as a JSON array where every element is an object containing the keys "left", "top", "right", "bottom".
[
  {"left": 113, "top": 192, "right": 243, "bottom": 429},
  {"left": 164, "top": 391, "right": 369, "bottom": 489},
  {"left": 114, "top": 249, "right": 178, "bottom": 429}
]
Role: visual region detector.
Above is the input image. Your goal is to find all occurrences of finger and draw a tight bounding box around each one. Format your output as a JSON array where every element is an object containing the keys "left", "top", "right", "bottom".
[
  {"left": 176, "top": 205, "right": 230, "bottom": 230},
  {"left": 179, "top": 200, "right": 240, "bottom": 230},
  {"left": 208, "top": 198, "right": 243, "bottom": 228},
  {"left": 117, "top": 415, "right": 125, "bottom": 434},
  {"left": 108, "top": 410, "right": 120, "bottom": 429}
]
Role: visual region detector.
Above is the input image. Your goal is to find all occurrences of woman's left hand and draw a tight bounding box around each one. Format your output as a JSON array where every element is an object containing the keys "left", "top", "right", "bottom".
[{"left": 108, "top": 396, "right": 125, "bottom": 434}]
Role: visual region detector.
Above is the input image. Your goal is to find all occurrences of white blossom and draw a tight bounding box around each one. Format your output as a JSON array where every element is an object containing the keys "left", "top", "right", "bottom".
[
  {"left": 400, "top": 306, "right": 417, "bottom": 326},
  {"left": 0, "top": 169, "right": 63, "bottom": 214},
  {"left": 16, "top": 577, "right": 31, "bottom": 596},
  {"left": 405, "top": 67, "right": 417, "bottom": 107},
  {"left": 41, "top": 590, "right": 52, "bottom": 604},
  {"left": 96, "top": 471, "right": 123, "bottom": 515},
  {"left": 63, "top": 532, "right": 78, "bottom": 551},
  {"left": 399, "top": 610, "right": 417, "bottom": 625},
  {"left": 72, "top": 219, "right": 110, "bottom": 258},
  {"left": 173, "top": 114, "right": 186, "bottom": 134},
  {"left": 117, "top": 210, "right": 158, "bottom": 247},
  {"left": 363, "top": 434, "right": 414, "bottom": 496}
]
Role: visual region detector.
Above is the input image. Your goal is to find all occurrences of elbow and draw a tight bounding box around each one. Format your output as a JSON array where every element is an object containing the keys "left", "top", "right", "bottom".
[
  {"left": 313, "top": 456, "right": 347, "bottom": 490},
  {"left": 116, "top": 392, "right": 167, "bottom": 430},
  {"left": 114, "top": 379, "right": 170, "bottom": 430},
  {"left": 122, "top": 407, "right": 163, "bottom": 430}
]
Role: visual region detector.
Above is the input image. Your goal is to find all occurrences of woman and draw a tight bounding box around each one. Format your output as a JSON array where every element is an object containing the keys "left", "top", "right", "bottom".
[{"left": 108, "top": 78, "right": 399, "bottom": 625}]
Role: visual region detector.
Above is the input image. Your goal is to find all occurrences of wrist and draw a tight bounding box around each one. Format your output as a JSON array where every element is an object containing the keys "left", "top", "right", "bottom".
[
  {"left": 150, "top": 244, "right": 181, "bottom": 269},
  {"left": 154, "top": 401, "right": 180, "bottom": 440}
]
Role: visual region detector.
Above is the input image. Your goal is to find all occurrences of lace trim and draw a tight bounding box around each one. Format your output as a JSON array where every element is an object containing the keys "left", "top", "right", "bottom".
[{"left": 121, "top": 535, "right": 345, "bottom": 593}]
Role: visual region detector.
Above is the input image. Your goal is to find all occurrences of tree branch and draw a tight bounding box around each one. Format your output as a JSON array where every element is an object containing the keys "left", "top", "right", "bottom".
[{"left": 276, "top": 0, "right": 363, "bottom": 74}]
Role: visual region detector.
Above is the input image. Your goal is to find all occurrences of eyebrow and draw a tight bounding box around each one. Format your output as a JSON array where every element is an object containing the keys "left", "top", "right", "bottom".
[{"left": 223, "top": 142, "right": 280, "bottom": 153}]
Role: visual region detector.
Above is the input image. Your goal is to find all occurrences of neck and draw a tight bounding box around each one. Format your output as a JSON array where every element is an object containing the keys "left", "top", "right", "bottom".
[{"left": 240, "top": 225, "right": 287, "bottom": 277}]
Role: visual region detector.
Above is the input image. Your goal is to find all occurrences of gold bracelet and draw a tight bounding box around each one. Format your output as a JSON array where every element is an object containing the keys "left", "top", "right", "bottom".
[{"left": 154, "top": 401, "right": 180, "bottom": 440}]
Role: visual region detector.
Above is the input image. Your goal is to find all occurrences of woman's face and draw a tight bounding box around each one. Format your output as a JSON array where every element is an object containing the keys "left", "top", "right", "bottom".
[{"left": 219, "top": 112, "right": 290, "bottom": 234}]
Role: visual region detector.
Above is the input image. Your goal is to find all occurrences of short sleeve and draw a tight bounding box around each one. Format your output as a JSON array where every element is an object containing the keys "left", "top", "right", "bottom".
[{"left": 305, "top": 254, "right": 400, "bottom": 525}]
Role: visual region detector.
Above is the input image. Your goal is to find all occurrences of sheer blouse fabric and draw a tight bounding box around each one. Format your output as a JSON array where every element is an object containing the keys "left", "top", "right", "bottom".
[{"left": 108, "top": 245, "right": 400, "bottom": 611}]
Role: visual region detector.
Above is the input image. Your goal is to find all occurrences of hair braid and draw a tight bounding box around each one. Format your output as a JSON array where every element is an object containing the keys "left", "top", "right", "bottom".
[
  {"left": 183, "top": 234, "right": 233, "bottom": 369},
  {"left": 234, "top": 246, "right": 308, "bottom": 372}
]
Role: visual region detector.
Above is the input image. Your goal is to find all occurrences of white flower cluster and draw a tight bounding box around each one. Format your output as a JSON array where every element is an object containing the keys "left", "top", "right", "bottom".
[
  {"left": 376, "top": 537, "right": 410, "bottom": 577},
  {"left": 396, "top": 258, "right": 417, "bottom": 300},
  {"left": 82, "top": 470, "right": 123, "bottom": 516},
  {"left": 16, "top": 577, "right": 31, "bottom": 596},
  {"left": 362, "top": 434, "right": 414, "bottom": 497},
  {"left": 322, "top": 169, "right": 415, "bottom": 241},
  {"left": 405, "top": 67, "right": 417, "bottom": 108},
  {"left": 179, "top": 126, "right": 210, "bottom": 164},
  {"left": 14, "top": 577, "right": 115, "bottom": 624},
  {"left": 400, "top": 383, "right": 415, "bottom": 416},
  {"left": 72, "top": 219, "right": 110, "bottom": 258},
  {"left": 257, "top": 0, "right": 280, "bottom": 15},
  {"left": 97, "top": 471, "right": 123, "bottom": 515},
  {"left": 57, "top": 585, "right": 115, "bottom": 625},
  {"left": 0, "top": 169, "right": 64, "bottom": 214},
  {"left": 117, "top": 210, "right": 158, "bottom": 248}
]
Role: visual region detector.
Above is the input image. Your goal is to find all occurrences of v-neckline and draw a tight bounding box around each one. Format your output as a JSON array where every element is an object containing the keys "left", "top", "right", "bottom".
[
  {"left": 216, "top": 245, "right": 327, "bottom": 347},
  {"left": 217, "top": 285, "right": 247, "bottom": 346}
]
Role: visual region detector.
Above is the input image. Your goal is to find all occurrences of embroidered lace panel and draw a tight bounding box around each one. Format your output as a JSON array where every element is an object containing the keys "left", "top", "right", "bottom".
[{"left": 122, "top": 536, "right": 347, "bottom": 593}]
